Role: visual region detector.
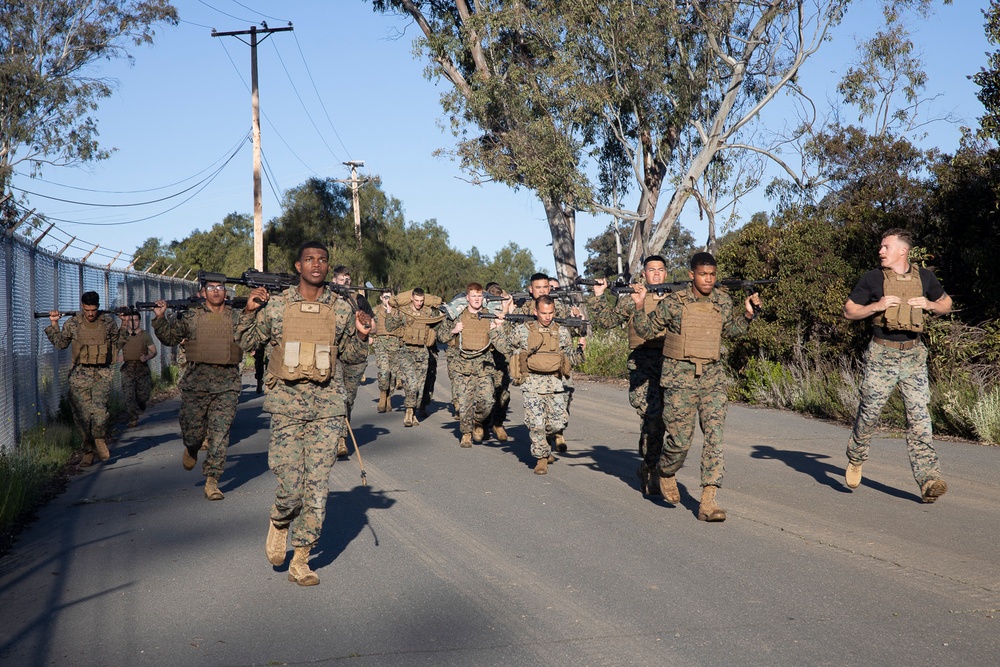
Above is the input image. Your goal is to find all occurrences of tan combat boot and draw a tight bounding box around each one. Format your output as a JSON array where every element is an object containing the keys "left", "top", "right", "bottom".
[
  {"left": 698, "top": 486, "right": 727, "bottom": 522},
  {"left": 553, "top": 432, "right": 568, "bottom": 452},
  {"left": 94, "top": 439, "right": 110, "bottom": 462},
  {"left": 460, "top": 433, "right": 473, "bottom": 448},
  {"left": 920, "top": 478, "right": 948, "bottom": 503},
  {"left": 472, "top": 423, "right": 484, "bottom": 443},
  {"left": 658, "top": 474, "right": 681, "bottom": 503},
  {"left": 404, "top": 408, "right": 419, "bottom": 427},
  {"left": 265, "top": 521, "right": 289, "bottom": 566},
  {"left": 492, "top": 425, "right": 508, "bottom": 442},
  {"left": 288, "top": 547, "right": 320, "bottom": 586},
  {"left": 337, "top": 437, "right": 349, "bottom": 458},
  {"left": 845, "top": 461, "right": 863, "bottom": 489},
  {"left": 534, "top": 457, "right": 548, "bottom": 475},
  {"left": 182, "top": 446, "right": 198, "bottom": 471},
  {"left": 377, "top": 390, "right": 389, "bottom": 413},
  {"left": 200, "top": 438, "right": 209, "bottom": 452},
  {"left": 204, "top": 477, "right": 224, "bottom": 501},
  {"left": 80, "top": 452, "right": 95, "bottom": 468}
]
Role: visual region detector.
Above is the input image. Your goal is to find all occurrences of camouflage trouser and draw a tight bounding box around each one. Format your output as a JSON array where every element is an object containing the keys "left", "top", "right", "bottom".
[
  {"left": 398, "top": 344, "right": 429, "bottom": 409},
  {"left": 336, "top": 358, "right": 368, "bottom": 421},
  {"left": 121, "top": 361, "right": 152, "bottom": 423},
  {"left": 268, "top": 413, "right": 345, "bottom": 548},
  {"left": 373, "top": 336, "right": 400, "bottom": 393},
  {"left": 659, "top": 361, "right": 728, "bottom": 488},
  {"left": 523, "top": 389, "right": 569, "bottom": 459},
  {"left": 486, "top": 351, "right": 511, "bottom": 428},
  {"left": 629, "top": 348, "right": 666, "bottom": 468},
  {"left": 453, "top": 370, "right": 496, "bottom": 434},
  {"left": 179, "top": 388, "right": 240, "bottom": 480},
  {"left": 445, "top": 346, "right": 460, "bottom": 407},
  {"left": 422, "top": 345, "right": 438, "bottom": 409},
  {"left": 847, "top": 340, "right": 941, "bottom": 486},
  {"left": 68, "top": 364, "right": 113, "bottom": 449}
]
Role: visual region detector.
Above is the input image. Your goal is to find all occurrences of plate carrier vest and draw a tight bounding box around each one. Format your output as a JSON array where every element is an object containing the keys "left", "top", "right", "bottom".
[
  {"left": 268, "top": 300, "right": 338, "bottom": 382},
  {"left": 401, "top": 305, "right": 444, "bottom": 347},
  {"left": 521, "top": 322, "right": 569, "bottom": 376},
  {"left": 72, "top": 316, "right": 111, "bottom": 366},
  {"left": 628, "top": 292, "right": 667, "bottom": 349},
  {"left": 874, "top": 265, "right": 925, "bottom": 333},
  {"left": 459, "top": 308, "right": 492, "bottom": 355},
  {"left": 661, "top": 299, "right": 723, "bottom": 376},
  {"left": 121, "top": 331, "right": 148, "bottom": 362},
  {"left": 184, "top": 309, "right": 242, "bottom": 365}
]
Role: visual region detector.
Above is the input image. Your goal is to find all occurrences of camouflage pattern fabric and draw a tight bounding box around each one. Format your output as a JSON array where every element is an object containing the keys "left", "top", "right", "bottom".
[
  {"left": 45, "top": 314, "right": 127, "bottom": 448},
  {"left": 154, "top": 304, "right": 243, "bottom": 480},
  {"left": 438, "top": 317, "right": 503, "bottom": 434},
  {"left": 121, "top": 360, "right": 152, "bottom": 423},
  {"left": 373, "top": 335, "right": 400, "bottom": 393},
  {"left": 67, "top": 365, "right": 115, "bottom": 448},
  {"left": 236, "top": 286, "right": 368, "bottom": 549},
  {"left": 485, "top": 349, "right": 511, "bottom": 429},
  {"left": 423, "top": 344, "right": 439, "bottom": 411},
  {"left": 396, "top": 344, "right": 429, "bottom": 409},
  {"left": 587, "top": 294, "right": 666, "bottom": 468},
  {"left": 632, "top": 286, "right": 749, "bottom": 488},
  {"left": 337, "top": 358, "right": 369, "bottom": 421},
  {"left": 513, "top": 298, "right": 579, "bottom": 410},
  {"left": 496, "top": 321, "right": 580, "bottom": 459},
  {"left": 847, "top": 341, "right": 941, "bottom": 486},
  {"left": 268, "top": 413, "right": 345, "bottom": 548}
]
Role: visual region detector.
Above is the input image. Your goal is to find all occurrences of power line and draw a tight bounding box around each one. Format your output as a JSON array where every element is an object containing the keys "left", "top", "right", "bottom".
[
  {"left": 227, "top": 0, "right": 290, "bottom": 23},
  {"left": 197, "top": 0, "right": 255, "bottom": 24},
  {"left": 216, "top": 38, "right": 317, "bottom": 175},
  {"left": 292, "top": 31, "right": 353, "bottom": 158},
  {"left": 269, "top": 40, "right": 342, "bottom": 163},
  {"left": 12, "top": 131, "right": 251, "bottom": 195}
]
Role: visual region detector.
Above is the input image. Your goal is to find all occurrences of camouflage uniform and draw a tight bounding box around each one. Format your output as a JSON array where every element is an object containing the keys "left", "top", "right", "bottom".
[
  {"left": 385, "top": 304, "right": 444, "bottom": 410},
  {"left": 236, "top": 286, "right": 368, "bottom": 549},
  {"left": 336, "top": 292, "right": 369, "bottom": 421},
  {"left": 486, "top": 349, "right": 512, "bottom": 430},
  {"left": 513, "top": 297, "right": 579, "bottom": 415},
  {"left": 45, "top": 314, "right": 127, "bottom": 453},
  {"left": 846, "top": 267, "right": 947, "bottom": 488},
  {"left": 120, "top": 329, "right": 155, "bottom": 424},
  {"left": 154, "top": 305, "right": 242, "bottom": 481},
  {"left": 632, "top": 286, "right": 749, "bottom": 488},
  {"left": 497, "top": 321, "right": 583, "bottom": 460},
  {"left": 588, "top": 293, "right": 666, "bottom": 474},
  {"left": 438, "top": 312, "right": 503, "bottom": 437},
  {"left": 373, "top": 309, "right": 401, "bottom": 394}
]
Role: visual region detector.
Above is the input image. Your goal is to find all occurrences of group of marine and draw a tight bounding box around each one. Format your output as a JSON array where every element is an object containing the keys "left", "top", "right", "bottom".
[{"left": 43, "top": 228, "right": 952, "bottom": 586}]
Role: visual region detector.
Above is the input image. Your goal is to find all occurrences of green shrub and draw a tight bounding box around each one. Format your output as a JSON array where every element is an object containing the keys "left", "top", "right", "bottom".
[
  {"left": 577, "top": 327, "right": 629, "bottom": 379},
  {"left": 0, "top": 423, "right": 76, "bottom": 539}
]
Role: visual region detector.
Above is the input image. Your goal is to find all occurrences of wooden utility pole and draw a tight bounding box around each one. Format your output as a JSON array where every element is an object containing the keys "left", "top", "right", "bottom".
[
  {"left": 333, "top": 161, "right": 377, "bottom": 249},
  {"left": 212, "top": 23, "right": 293, "bottom": 270}
]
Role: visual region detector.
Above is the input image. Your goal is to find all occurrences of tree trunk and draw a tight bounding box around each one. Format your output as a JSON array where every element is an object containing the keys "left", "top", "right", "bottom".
[{"left": 542, "top": 196, "right": 578, "bottom": 285}]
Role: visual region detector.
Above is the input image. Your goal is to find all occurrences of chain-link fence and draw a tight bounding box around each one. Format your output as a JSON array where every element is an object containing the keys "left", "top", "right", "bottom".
[{"left": 1, "top": 232, "right": 196, "bottom": 453}]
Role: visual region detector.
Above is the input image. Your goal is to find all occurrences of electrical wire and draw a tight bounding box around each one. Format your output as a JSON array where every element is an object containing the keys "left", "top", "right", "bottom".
[
  {"left": 227, "top": 0, "right": 290, "bottom": 23},
  {"left": 197, "top": 0, "right": 255, "bottom": 24},
  {"left": 12, "top": 131, "right": 250, "bottom": 194},
  {"left": 216, "top": 38, "right": 318, "bottom": 176},
  {"left": 293, "top": 31, "right": 353, "bottom": 159},
  {"left": 269, "top": 40, "right": 341, "bottom": 163}
]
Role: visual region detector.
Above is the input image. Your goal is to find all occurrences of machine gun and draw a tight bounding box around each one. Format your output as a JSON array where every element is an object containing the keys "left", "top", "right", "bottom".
[
  {"left": 34, "top": 306, "right": 138, "bottom": 319},
  {"left": 575, "top": 277, "right": 691, "bottom": 296},
  {"left": 200, "top": 269, "right": 386, "bottom": 317},
  {"left": 476, "top": 311, "right": 589, "bottom": 329},
  {"left": 716, "top": 278, "right": 776, "bottom": 314}
]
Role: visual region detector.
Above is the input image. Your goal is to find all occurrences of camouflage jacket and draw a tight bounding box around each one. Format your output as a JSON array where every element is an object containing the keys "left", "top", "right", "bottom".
[
  {"left": 436, "top": 312, "right": 503, "bottom": 376},
  {"left": 631, "top": 286, "right": 749, "bottom": 371},
  {"left": 154, "top": 304, "right": 242, "bottom": 394},
  {"left": 496, "top": 322, "right": 583, "bottom": 394},
  {"left": 45, "top": 313, "right": 127, "bottom": 363},
  {"left": 236, "top": 286, "right": 368, "bottom": 419}
]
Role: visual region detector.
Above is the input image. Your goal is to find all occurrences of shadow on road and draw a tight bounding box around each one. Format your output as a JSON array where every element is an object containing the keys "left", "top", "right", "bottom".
[
  {"left": 750, "top": 444, "right": 921, "bottom": 502},
  {"left": 309, "top": 486, "right": 397, "bottom": 569}
]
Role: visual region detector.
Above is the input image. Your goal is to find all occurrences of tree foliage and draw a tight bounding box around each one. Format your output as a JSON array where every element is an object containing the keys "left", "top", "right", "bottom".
[
  {"left": 973, "top": 0, "right": 1000, "bottom": 141},
  {"left": 0, "top": 0, "right": 178, "bottom": 193}
]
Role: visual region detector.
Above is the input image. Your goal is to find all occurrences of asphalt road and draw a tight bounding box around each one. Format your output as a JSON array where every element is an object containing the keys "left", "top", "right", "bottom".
[{"left": 1, "top": 361, "right": 998, "bottom": 667}]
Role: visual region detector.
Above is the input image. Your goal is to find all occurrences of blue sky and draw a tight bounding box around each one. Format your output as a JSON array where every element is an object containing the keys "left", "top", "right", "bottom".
[{"left": 7, "top": 1, "right": 992, "bottom": 275}]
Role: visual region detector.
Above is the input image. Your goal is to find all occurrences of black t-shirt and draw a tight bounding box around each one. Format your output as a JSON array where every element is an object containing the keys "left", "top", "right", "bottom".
[{"left": 848, "top": 267, "right": 946, "bottom": 341}]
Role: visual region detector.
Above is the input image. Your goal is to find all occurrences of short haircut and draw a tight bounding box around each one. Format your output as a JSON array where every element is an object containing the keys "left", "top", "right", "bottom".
[
  {"left": 81, "top": 291, "right": 100, "bottom": 307},
  {"left": 535, "top": 295, "right": 556, "bottom": 308},
  {"left": 485, "top": 282, "right": 503, "bottom": 296},
  {"left": 466, "top": 282, "right": 483, "bottom": 293},
  {"left": 296, "top": 240, "right": 328, "bottom": 261},
  {"left": 882, "top": 228, "right": 913, "bottom": 248},
  {"left": 690, "top": 252, "right": 717, "bottom": 270},
  {"left": 332, "top": 265, "right": 350, "bottom": 278},
  {"left": 529, "top": 272, "right": 549, "bottom": 284},
  {"left": 412, "top": 287, "right": 425, "bottom": 297},
  {"left": 644, "top": 255, "right": 667, "bottom": 268}
]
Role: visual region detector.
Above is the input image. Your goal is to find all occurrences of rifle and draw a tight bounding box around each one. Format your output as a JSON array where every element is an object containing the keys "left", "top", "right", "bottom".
[
  {"left": 717, "top": 278, "right": 776, "bottom": 314},
  {"left": 133, "top": 296, "right": 249, "bottom": 311},
  {"left": 477, "top": 311, "right": 589, "bottom": 329},
  {"left": 575, "top": 277, "right": 691, "bottom": 296},
  {"left": 204, "top": 269, "right": 382, "bottom": 317},
  {"left": 484, "top": 291, "right": 530, "bottom": 304},
  {"left": 34, "top": 306, "right": 138, "bottom": 319}
]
